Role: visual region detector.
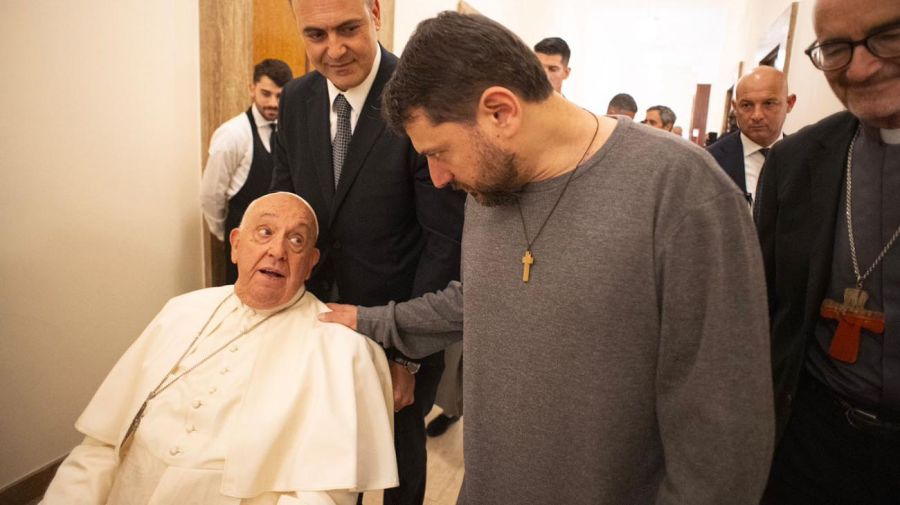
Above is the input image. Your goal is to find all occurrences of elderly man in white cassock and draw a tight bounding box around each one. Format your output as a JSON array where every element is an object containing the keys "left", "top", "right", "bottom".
[{"left": 41, "top": 192, "right": 398, "bottom": 505}]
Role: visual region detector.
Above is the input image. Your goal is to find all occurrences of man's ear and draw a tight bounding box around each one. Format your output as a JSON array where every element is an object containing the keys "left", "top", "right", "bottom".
[
  {"left": 306, "top": 248, "right": 321, "bottom": 281},
  {"left": 786, "top": 94, "right": 797, "bottom": 112},
  {"left": 229, "top": 228, "right": 241, "bottom": 264},
  {"left": 477, "top": 86, "right": 521, "bottom": 137},
  {"left": 371, "top": 0, "right": 382, "bottom": 30}
]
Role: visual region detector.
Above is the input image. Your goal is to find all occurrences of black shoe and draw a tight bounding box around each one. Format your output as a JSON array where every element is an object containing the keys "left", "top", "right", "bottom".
[{"left": 426, "top": 414, "right": 460, "bottom": 437}]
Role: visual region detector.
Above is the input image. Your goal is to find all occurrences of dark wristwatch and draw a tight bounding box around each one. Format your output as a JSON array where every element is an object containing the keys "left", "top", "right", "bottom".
[{"left": 391, "top": 356, "right": 421, "bottom": 375}]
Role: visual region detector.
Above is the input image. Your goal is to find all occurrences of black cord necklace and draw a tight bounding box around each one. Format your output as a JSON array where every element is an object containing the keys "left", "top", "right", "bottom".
[{"left": 517, "top": 110, "right": 600, "bottom": 282}]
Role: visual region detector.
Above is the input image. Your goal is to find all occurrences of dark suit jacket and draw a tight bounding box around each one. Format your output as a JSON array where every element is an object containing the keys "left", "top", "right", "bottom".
[
  {"left": 755, "top": 111, "right": 858, "bottom": 440},
  {"left": 707, "top": 130, "right": 748, "bottom": 192},
  {"left": 271, "top": 49, "right": 465, "bottom": 331}
]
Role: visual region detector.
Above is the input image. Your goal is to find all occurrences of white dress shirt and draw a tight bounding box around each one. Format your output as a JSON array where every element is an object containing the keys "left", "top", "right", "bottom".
[
  {"left": 740, "top": 132, "right": 780, "bottom": 202},
  {"left": 200, "top": 104, "right": 276, "bottom": 241},
  {"left": 326, "top": 46, "right": 382, "bottom": 141}
]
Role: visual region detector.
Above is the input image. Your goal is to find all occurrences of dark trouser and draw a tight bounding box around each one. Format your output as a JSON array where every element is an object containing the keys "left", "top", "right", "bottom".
[
  {"left": 364, "top": 352, "right": 443, "bottom": 505},
  {"left": 762, "top": 372, "right": 900, "bottom": 505}
]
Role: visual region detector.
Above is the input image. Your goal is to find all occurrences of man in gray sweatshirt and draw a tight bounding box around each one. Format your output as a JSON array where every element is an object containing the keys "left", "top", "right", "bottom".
[{"left": 321, "top": 11, "right": 773, "bottom": 505}]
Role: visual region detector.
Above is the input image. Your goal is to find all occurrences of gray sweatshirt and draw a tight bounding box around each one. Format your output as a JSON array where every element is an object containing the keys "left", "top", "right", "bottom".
[{"left": 359, "top": 118, "right": 774, "bottom": 505}]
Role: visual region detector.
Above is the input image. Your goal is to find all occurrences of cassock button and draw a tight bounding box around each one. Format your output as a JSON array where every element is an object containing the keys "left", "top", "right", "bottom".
[
  {"left": 209, "top": 386, "right": 217, "bottom": 395},
  {"left": 229, "top": 345, "right": 239, "bottom": 352},
  {"left": 186, "top": 424, "right": 196, "bottom": 433},
  {"left": 192, "top": 399, "right": 203, "bottom": 409},
  {"left": 220, "top": 367, "right": 230, "bottom": 375},
  {"left": 169, "top": 446, "right": 182, "bottom": 456}
]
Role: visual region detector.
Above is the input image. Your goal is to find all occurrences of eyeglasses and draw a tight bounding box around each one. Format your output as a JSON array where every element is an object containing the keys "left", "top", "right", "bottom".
[{"left": 805, "top": 23, "right": 900, "bottom": 71}]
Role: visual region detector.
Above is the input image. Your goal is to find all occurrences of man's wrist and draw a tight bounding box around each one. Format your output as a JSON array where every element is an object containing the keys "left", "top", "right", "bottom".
[{"left": 390, "top": 355, "right": 420, "bottom": 375}]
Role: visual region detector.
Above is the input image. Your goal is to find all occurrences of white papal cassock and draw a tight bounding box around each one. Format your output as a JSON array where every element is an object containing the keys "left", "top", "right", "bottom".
[{"left": 41, "top": 285, "right": 398, "bottom": 505}]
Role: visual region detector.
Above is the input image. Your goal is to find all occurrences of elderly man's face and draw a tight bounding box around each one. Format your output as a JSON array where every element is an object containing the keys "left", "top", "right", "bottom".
[
  {"left": 230, "top": 194, "right": 320, "bottom": 309},
  {"left": 814, "top": 0, "right": 900, "bottom": 128},
  {"left": 293, "top": 0, "right": 381, "bottom": 92}
]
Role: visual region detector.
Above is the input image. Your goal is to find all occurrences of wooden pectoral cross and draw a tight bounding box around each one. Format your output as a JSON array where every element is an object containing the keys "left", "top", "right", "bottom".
[
  {"left": 522, "top": 250, "right": 534, "bottom": 283},
  {"left": 820, "top": 287, "right": 886, "bottom": 364}
]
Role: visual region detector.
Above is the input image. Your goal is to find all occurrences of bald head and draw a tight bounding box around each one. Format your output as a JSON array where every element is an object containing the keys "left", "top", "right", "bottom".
[
  {"left": 240, "top": 192, "right": 319, "bottom": 240},
  {"left": 231, "top": 192, "right": 321, "bottom": 309},
  {"left": 736, "top": 66, "right": 789, "bottom": 98},
  {"left": 733, "top": 66, "right": 796, "bottom": 147}
]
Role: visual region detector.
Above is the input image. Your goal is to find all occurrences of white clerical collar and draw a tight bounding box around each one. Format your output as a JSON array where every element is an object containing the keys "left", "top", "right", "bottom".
[
  {"left": 326, "top": 45, "right": 382, "bottom": 115},
  {"left": 739, "top": 132, "right": 778, "bottom": 158},
  {"left": 881, "top": 128, "right": 900, "bottom": 145},
  {"left": 236, "top": 286, "right": 307, "bottom": 317},
  {"left": 251, "top": 103, "right": 275, "bottom": 129}
]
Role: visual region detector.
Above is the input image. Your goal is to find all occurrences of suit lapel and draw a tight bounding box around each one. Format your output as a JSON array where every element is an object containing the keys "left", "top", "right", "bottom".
[
  {"left": 726, "top": 135, "right": 747, "bottom": 192},
  {"left": 803, "top": 115, "right": 859, "bottom": 321},
  {"left": 329, "top": 49, "right": 396, "bottom": 225},
  {"left": 306, "top": 77, "right": 335, "bottom": 210}
]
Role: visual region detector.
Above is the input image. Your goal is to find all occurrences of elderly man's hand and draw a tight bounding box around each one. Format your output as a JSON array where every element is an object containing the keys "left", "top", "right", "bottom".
[
  {"left": 319, "top": 303, "right": 358, "bottom": 331},
  {"left": 389, "top": 361, "right": 416, "bottom": 412}
]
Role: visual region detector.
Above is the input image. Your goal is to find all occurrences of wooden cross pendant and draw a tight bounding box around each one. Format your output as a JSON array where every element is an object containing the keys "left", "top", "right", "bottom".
[
  {"left": 521, "top": 250, "right": 534, "bottom": 283},
  {"left": 819, "top": 287, "right": 885, "bottom": 363}
]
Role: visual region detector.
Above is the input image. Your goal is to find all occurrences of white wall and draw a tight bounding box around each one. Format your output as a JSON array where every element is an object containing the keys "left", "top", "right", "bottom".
[
  {"left": 0, "top": 0, "right": 203, "bottom": 488},
  {"left": 391, "top": 0, "right": 843, "bottom": 137},
  {"left": 739, "top": 0, "right": 843, "bottom": 133},
  {"left": 395, "top": 0, "right": 459, "bottom": 54},
  {"left": 393, "top": 0, "right": 753, "bottom": 135}
]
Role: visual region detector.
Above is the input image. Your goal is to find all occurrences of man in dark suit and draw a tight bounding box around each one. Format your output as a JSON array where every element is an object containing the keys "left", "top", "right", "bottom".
[
  {"left": 757, "top": 0, "right": 900, "bottom": 503},
  {"left": 271, "top": 1, "right": 466, "bottom": 504},
  {"left": 707, "top": 65, "right": 795, "bottom": 207}
]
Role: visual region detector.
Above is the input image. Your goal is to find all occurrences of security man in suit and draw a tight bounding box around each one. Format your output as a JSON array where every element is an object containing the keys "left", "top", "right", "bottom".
[
  {"left": 757, "top": 0, "right": 900, "bottom": 502},
  {"left": 271, "top": 1, "right": 466, "bottom": 504},
  {"left": 707, "top": 66, "right": 796, "bottom": 207}
]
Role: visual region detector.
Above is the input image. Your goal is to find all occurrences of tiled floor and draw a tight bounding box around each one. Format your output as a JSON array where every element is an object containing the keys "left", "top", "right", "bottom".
[{"left": 364, "top": 407, "right": 465, "bottom": 505}]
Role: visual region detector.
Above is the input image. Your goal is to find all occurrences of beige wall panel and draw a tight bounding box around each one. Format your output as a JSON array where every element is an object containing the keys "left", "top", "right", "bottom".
[
  {"left": 379, "top": 0, "right": 395, "bottom": 52},
  {"left": 0, "top": 0, "right": 202, "bottom": 488},
  {"left": 200, "top": 0, "right": 252, "bottom": 286}
]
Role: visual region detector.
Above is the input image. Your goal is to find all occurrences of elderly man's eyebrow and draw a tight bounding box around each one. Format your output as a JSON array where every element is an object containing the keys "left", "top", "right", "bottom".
[
  {"left": 868, "top": 18, "right": 900, "bottom": 36},
  {"left": 822, "top": 17, "right": 900, "bottom": 43}
]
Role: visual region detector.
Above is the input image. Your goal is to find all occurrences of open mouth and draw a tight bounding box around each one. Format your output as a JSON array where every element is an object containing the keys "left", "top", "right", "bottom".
[{"left": 258, "top": 268, "right": 286, "bottom": 279}]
